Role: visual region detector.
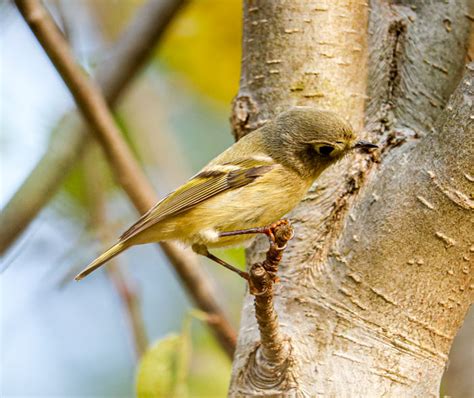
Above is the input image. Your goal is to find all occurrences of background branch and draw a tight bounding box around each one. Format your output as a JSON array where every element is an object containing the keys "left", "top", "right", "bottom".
[
  {"left": 14, "top": 0, "right": 236, "bottom": 359},
  {"left": 0, "top": 0, "right": 186, "bottom": 254},
  {"left": 52, "top": 4, "right": 148, "bottom": 357}
]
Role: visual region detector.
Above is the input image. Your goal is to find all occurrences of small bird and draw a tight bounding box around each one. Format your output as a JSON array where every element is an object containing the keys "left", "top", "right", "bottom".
[{"left": 75, "top": 107, "right": 376, "bottom": 281}]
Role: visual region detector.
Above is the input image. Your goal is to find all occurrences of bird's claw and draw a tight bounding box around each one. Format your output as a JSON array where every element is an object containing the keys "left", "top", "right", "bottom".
[{"left": 263, "top": 219, "right": 291, "bottom": 242}]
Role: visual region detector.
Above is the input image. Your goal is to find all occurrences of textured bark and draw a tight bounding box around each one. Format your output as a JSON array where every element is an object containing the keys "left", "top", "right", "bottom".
[
  {"left": 231, "top": 0, "right": 368, "bottom": 138},
  {"left": 230, "top": 0, "right": 473, "bottom": 396}
]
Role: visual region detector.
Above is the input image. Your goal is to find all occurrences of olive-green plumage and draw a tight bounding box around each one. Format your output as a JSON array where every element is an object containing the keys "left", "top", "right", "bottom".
[{"left": 76, "top": 107, "right": 375, "bottom": 280}]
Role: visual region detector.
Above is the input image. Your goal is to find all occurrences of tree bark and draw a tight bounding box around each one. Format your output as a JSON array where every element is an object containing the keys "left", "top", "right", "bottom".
[{"left": 229, "top": 1, "right": 473, "bottom": 396}]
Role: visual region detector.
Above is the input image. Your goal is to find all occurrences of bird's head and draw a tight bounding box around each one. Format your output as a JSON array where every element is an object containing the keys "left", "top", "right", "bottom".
[{"left": 263, "top": 107, "right": 377, "bottom": 177}]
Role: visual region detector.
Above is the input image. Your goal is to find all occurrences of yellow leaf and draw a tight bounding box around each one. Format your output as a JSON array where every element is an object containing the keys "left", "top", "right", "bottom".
[{"left": 158, "top": 0, "right": 242, "bottom": 103}]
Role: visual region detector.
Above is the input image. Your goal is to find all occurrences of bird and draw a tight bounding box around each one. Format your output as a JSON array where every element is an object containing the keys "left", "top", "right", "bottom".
[{"left": 75, "top": 107, "right": 376, "bottom": 281}]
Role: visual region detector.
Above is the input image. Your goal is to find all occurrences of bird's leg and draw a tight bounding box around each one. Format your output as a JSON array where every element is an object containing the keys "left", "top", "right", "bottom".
[
  {"left": 206, "top": 252, "right": 250, "bottom": 280},
  {"left": 192, "top": 244, "right": 249, "bottom": 280},
  {"left": 219, "top": 219, "right": 293, "bottom": 250},
  {"left": 191, "top": 220, "right": 294, "bottom": 281}
]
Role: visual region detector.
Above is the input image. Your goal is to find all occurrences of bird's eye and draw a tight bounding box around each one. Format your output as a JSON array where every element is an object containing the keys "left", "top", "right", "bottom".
[{"left": 317, "top": 145, "right": 335, "bottom": 157}]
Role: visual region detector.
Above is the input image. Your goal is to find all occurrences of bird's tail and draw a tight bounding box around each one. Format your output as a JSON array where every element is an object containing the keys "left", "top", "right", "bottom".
[{"left": 75, "top": 242, "right": 126, "bottom": 281}]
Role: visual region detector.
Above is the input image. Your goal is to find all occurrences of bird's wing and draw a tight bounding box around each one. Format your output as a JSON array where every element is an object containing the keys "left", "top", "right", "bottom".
[{"left": 119, "top": 157, "right": 275, "bottom": 241}]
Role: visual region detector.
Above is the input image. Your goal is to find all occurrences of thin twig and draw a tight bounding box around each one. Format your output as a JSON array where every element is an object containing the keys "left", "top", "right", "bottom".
[
  {"left": 84, "top": 147, "right": 148, "bottom": 358},
  {"left": 0, "top": 0, "right": 186, "bottom": 253},
  {"left": 232, "top": 221, "right": 295, "bottom": 390},
  {"left": 246, "top": 221, "right": 293, "bottom": 383},
  {"left": 52, "top": 0, "right": 72, "bottom": 42},
  {"left": 14, "top": 0, "right": 236, "bottom": 358}
]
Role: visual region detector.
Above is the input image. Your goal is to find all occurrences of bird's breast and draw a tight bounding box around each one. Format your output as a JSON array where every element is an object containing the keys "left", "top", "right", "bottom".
[{"left": 187, "top": 166, "right": 312, "bottom": 248}]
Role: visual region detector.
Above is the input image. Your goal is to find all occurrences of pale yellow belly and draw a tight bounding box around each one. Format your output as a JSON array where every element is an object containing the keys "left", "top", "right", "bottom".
[{"left": 133, "top": 166, "right": 312, "bottom": 249}]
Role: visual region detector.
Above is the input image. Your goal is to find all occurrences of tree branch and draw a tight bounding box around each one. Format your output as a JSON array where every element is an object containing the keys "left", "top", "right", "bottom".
[
  {"left": 230, "top": 1, "right": 369, "bottom": 395},
  {"left": 366, "top": 0, "right": 472, "bottom": 137},
  {"left": 327, "top": 61, "right": 473, "bottom": 396},
  {"left": 0, "top": 0, "right": 186, "bottom": 253},
  {"left": 15, "top": 0, "right": 154, "bottom": 209},
  {"left": 230, "top": 0, "right": 472, "bottom": 396},
  {"left": 240, "top": 222, "right": 295, "bottom": 391},
  {"left": 14, "top": 0, "right": 236, "bottom": 358},
  {"left": 107, "top": 263, "right": 149, "bottom": 358},
  {"left": 231, "top": 0, "right": 368, "bottom": 139},
  {"left": 94, "top": 0, "right": 187, "bottom": 105}
]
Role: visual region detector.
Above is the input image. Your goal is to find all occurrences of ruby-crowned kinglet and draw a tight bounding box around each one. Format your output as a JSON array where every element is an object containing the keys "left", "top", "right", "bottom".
[{"left": 75, "top": 107, "right": 376, "bottom": 280}]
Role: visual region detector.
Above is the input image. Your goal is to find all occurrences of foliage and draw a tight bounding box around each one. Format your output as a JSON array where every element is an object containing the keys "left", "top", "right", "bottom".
[
  {"left": 92, "top": 0, "right": 242, "bottom": 103},
  {"left": 158, "top": 0, "right": 242, "bottom": 103},
  {"left": 136, "top": 311, "right": 231, "bottom": 398},
  {"left": 136, "top": 333, "right": 189, "bottom": 398}
]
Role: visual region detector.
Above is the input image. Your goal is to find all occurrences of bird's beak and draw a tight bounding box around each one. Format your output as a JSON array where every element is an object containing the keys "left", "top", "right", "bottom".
[{"left": 353, "top": 140, "right": 378, "bottom": 150}]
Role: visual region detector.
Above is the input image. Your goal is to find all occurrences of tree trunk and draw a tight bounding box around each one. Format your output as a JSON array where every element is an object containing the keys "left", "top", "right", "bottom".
[{"left": 229, "top": 1, "right": 473, "bottom": 396}]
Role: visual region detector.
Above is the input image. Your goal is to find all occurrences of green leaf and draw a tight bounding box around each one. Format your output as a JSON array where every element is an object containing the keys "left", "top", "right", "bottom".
[
  {"left": 135, "top": 311, "right": 232, "bottom": 398},
  {"left": 136, "top": 333, "right": 189, "bottom": 398},
  {"left": 188, "top": 323, "right": 232, "bottom": 397}
]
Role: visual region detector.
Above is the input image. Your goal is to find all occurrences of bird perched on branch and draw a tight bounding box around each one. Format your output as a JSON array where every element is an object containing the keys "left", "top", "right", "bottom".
[{"left": 76, "top": 107, "right": 376, "bottom": 281}]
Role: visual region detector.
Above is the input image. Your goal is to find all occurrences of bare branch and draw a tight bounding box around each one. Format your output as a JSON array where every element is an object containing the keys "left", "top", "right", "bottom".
[
  {"left": 249, "top": 223, "right": 293, "bottom": 364},
  {"left": 15, "top": 0, "right": 154, "bottom": 209},
  {"left": 14, "top": 0, "right": 236, "bottom": 358},
  {"left": 94, "top": 0, "right": 187, "bottom": 104},
  {"left": 0, "top": 0, "right": 186, "bottom": 253},
  {"left": 229, "top": 222, "right": 298, "bottom": 394},
  {"left": 107, "top": 263, "right": 149, "bottom": 358},
  {"left": 0, "top": 113, "right": 87, "bottom": 254},
  {"left": 244, "top": 222, "right": 295, "bottom": 390}
]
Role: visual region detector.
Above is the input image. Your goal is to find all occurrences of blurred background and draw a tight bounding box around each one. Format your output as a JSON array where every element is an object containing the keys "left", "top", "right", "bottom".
[{"left": 0, "top": 1, "right": 471, "bottom": 397}]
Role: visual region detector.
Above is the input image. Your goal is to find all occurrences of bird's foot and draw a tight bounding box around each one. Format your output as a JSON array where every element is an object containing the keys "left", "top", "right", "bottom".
[
  {"left": 194, "top": 220, "right": 294, "bottom": 282},
  {"left": 260, "top": 219, "right": 294, "bottom": 250},
  {"left": 218, "top": 219, "right": 294, "bottom": 248}
]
